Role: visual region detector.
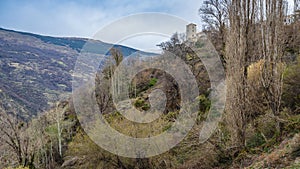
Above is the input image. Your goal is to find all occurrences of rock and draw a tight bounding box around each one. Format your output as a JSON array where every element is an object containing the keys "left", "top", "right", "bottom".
[{"left": 61, "top": 156, "right": 80, "bottom": 168}]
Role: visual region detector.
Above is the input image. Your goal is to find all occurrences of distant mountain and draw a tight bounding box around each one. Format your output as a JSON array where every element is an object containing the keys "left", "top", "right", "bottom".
[{"left": 0, "top": 28, "right": 156, "bottom": 119}]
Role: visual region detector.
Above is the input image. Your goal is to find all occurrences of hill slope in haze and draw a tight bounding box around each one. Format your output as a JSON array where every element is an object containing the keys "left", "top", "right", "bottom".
[{"left": 0, "top": 28, "right": 155, "bottom": 119}]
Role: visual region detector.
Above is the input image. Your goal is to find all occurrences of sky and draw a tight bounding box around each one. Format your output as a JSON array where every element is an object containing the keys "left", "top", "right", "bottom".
[
  {"left": 0, "top": 0, "right": 204, "bottom": 52},
  {"left": 0, "top": 0, "right": 296, "bottom": 52}
]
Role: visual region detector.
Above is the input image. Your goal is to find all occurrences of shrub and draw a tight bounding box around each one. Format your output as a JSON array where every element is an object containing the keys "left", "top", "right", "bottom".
[
  {"left": 134, "top": 98, "right": 145, "bottom": 108},
  {"left": 283, "top": 55, "right": 300, "bottom": 112},
  {"left": 246, "top": 132, "right": 266, "bottom": 149},
  {"left": 197, "top": 94, "right": 211, "bottom": 113},
  {"left": 195, "top": 40, "right": 205, "bottom": 48},
  {"left": 141, "top": 103, "right": 150, "bottom": 111},
  {"left": 148, "top": 78, "right": 157, "bottom": 87}
]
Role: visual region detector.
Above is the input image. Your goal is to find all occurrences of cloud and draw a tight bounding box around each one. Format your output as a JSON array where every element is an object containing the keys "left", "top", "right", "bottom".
[{"left": 0, "top": 0, "right": 204, "bottom": 51}]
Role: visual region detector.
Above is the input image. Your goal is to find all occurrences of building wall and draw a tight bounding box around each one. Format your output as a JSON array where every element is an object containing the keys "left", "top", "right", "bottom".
[
  {"left": 295, "top": 0, "right": 300, "bottom": 12},
  {"left": 186, "top": 24, "right": 197, "bottom": 42},
  {"left": 283, "top": 0, "right": 289, "bottom": 16}
]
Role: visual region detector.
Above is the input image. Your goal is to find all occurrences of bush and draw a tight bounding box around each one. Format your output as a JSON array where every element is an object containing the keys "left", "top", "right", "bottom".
[
  {"left": 195, "top": 40, "right": 205, "bottom": 48},
  {"left": 133, "top": 98, "right": 151, "bottom": 111},
  {"left": 148, "top": 78, "right": 157, "bottom": 87},
  {"left": 255, "top": 112, "right": 278, "bottom": 139},
  {"left": 283, "top": 114, "right": 300, "bottom": 136},
  {"left": 134, "top": 98, "right": 145, "bottom": 108},
  {"left": 283, "top": 55, "right": 300, "bottom": 112},
  {"left": 246, "top": 132, "right": 266, "bottom": 149},
  {"left": 141, "top": 103, "right": 150, "bottom": 111},
  {"left": 197, "top": 94, "right": 211, "bottom": 113}
]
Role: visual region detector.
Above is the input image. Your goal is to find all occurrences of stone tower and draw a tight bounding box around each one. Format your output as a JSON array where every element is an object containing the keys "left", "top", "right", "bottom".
[
  {"left": 295, "top": 0, "right": 300, "bottom": 13},
  {"left": 283, "top": 0, "right": 289, "bottom": 16},
  {"left": 295, "top": 0, "right": 300, "bottom": 21},
  {"left": 186, "top": 23, "right": 197, "bottom": 42}
]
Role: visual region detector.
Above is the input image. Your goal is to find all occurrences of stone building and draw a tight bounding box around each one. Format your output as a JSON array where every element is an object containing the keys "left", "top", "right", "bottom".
[
  {"left": 186, "top": 23, "right": 205, "bottom": 43},
  {"left": 295, "top": 0, "right": 300, "bottom": 12},
  {"left": 186, "top": 23, "right": 197, "bottom": 42}
]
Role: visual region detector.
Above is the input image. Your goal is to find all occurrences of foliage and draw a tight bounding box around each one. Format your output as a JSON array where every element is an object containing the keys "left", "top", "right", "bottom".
[
  {"left": 283, "top": 114, "right": 300, "bottom": 136},
  {"left": 141, "top": 103, "right": 150, "bottom": 111},
  {"left": 246, "top": 132, "right": 266, "bottom": 149},
  {"left": 195, "top": 40, "right": 205, "bottom": 48},
  {"left": 197, "top": 94, "right": 211, "bottom": 113},
  {"left": 134, "top": 98, "right": 145, "bottom": 108},
  {"left": 283, "top": 55, "right": 300, "bottom": 112},
  {"left": 148, "top": 78, "right": 157, "bottom": 87}
]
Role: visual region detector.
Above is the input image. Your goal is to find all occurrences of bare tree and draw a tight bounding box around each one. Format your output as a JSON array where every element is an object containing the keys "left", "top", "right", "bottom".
[
  {"left": 52, "top": 101, "right": 73, "bottom": 158},
  {"left": 225, "top": 0, "right": 259, "bottom": 148},
  {"left": 95, "top": 74, "right": 111, "bottom": 114},
  {"left": 0, "top": 105, "right": 35, "bottom": 167},
  {"left": 110, "top": 47, "right": 123, "bottom": 66},
  {"left": 199, "top": 0, "right": 230, "bottom": 66},
  {"left": 95, "top": 47, "right": 125, "bottom": 114},
  {"left": 258, "top": 0, "right": 285, "bottom": 130},
  {"left": 225, "top": 0, "right": 285, "bottom": 148},
  {"left": 30, "top": 116, "right": 51, "bottom": 169},
  {"left": 55, "top": 103, "right": 64, "bottom": 157},
  {"left": 199, "top": 0, "right": 229, "bottom": 31}
]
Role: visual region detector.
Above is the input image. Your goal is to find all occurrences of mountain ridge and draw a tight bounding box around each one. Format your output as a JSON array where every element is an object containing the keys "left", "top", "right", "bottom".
[{"left": 0, "top": 27, "right": 156, "bottom": 119}]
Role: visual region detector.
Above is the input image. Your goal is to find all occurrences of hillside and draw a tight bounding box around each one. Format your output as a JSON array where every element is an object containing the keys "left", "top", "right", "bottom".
[
  {"left": 0, "top": 28, "right": 154, "bottom": 119},
  {"left": 0, "top": 28, "right": 299, "bottom": 169},
  {"left": 1, "top": 0, "right": 300, "bottom": 168}
]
